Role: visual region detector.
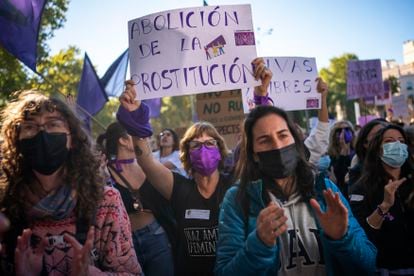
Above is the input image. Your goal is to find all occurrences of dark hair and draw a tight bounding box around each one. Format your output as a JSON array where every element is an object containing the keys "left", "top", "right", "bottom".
[
  {"left": 358, "top": 124, "right": 414, "bottom": 207},
  {"left": 354, "top": 119, "right": 389, "bottom": 162},
  {"left": 158, "top": 128, "right": 179, "bottom": 152},
  {"left": 97, "top": 122, "right": 129, "bottom": 161},
  {"left": 0, "top": 90, "right": 103, "bottom": 259},
  {"left": 236, "top": 105, "right": 315, "bottom": 217}
]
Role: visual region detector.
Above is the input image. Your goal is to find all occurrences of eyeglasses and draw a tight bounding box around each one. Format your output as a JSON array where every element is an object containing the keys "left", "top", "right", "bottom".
[
  {"left": 19, "top": 118, "right": 68, "bottom": 138},
  {"left": 159, "top": 132, "right": 172, "bottom": 137},
  {"left": 188, "top": 139, "right": 218, "bottom": 150}
]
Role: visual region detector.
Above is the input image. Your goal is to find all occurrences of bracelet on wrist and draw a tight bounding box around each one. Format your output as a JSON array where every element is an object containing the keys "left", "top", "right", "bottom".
[
  {"left": 254, "top": 93, "right": 269, "bottom": 105},
  {"left": 376, "top": 205, "right": 394, "bottom": 221},
  {"left": 366, "top": 217, "right": 381, "bottom": 230}
]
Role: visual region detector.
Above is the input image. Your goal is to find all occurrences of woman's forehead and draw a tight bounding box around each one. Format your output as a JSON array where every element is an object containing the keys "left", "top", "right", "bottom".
[{"left": 24, "top": 109, "right": 63, "bottom": 121}]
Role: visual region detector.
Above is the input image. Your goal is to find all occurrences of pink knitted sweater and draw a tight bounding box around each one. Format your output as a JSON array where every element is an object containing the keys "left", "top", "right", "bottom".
[{"left": 30, "top": 186, "right": 142, "bottom": 275}]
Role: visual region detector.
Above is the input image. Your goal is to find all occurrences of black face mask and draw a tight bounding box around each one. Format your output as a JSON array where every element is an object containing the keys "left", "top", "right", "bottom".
[
  {"left": 19, "top": 131, "right": 69, "bottom": 175},
  {"left": 257, "top": 143, "right": 299, "bottom": 179}
]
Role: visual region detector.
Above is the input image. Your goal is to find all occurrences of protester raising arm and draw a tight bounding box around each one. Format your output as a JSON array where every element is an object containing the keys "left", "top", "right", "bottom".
[
  {"left": 304, "top": 77, "right": 330, "bottom": 166},
  {"left": 117, "top": 85, "right": 174, "bottom": 200},
  {"left": 252, "top": 64, "right": 330, "bottom": 167}
]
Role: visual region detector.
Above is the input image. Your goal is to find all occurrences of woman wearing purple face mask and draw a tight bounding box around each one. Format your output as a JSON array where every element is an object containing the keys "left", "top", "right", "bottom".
[
  {"left": 116, "top": 58, "right": 272, "bottom": 276},
  {"left": 328, "top": 120, "right": 356, "bottom": 198}
]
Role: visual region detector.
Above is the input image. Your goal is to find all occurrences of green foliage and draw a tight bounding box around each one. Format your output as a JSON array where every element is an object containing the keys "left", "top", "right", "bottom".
[
  {"left": 386, "top": 75, "right": 400, "bottom": 94},
  {"left": 319, "top": 53, "right": 359, "bottom": 122},
  {"left": 29, "top": 46, "right": 83, "bottom": 97},
  {"left": 151, "top": 95, "right": 193, "bottom": 136},
  {"left": 0, "top": 0, "right": 70, "bottom": 105}
]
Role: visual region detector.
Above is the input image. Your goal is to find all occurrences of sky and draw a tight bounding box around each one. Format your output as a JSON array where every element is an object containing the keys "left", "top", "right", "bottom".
[{"left": 48, "top": 0, "right": 414, "bottom": 77}]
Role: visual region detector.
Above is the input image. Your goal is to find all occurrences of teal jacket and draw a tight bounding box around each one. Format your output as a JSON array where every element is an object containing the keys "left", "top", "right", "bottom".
[{"left": 215, "top": 177, "right": 377, "bottom": 275}]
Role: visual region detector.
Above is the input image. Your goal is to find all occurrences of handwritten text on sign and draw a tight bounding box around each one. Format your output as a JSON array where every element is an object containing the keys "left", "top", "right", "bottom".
[
  {"left": 241, "top": 57, "right": 320, "bottom": 112},
  {"left": 128, "top": 5, "right": 258, "bottom": 100},
  {"left": 347, "top": 59, "right": 384, "bottom": 100}
]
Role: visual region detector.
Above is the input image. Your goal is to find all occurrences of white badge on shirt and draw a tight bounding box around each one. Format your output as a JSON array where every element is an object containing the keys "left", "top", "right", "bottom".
[{"left": 185, "top": 209, "right": 210, "bottom": 220}]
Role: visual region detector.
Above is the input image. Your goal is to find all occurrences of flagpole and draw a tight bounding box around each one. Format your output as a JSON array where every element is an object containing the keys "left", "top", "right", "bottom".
[{"left": 35, "top": 72, "right": 107, "bottom": 131}]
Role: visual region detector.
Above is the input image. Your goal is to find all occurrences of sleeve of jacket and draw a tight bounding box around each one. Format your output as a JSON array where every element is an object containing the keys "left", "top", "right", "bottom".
[
  {"left": 320, "top": 179, "right": 377, "bottom": 275},
  {"left": 215, "top": 186, "right": 278, "bottom": 275},
  {"left": 304, "top": 121, "right": 330, "bottom": 166}
]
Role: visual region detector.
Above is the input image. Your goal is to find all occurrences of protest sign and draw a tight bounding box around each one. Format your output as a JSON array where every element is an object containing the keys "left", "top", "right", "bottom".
[
  {"left": 392, "top": 94, "right": 409, "bottom": 120},
  {"left": 347, "top": 59, "right": 384, "bottom": 100},
  {"left": 196, "top": 90, "right": 244, "bottom": 149},
  {"left": 128, "top": 5, "right": 258, "bottom": 100},
  {"left": 358, "top": 115, "right": 379, "bottom": 127},
  {"left": 240, "top": 57, "right": 320, "bottom": 112}
]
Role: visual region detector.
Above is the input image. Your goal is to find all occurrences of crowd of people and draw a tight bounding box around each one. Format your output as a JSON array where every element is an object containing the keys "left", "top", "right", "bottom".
[{"left": 0, "top": 57, "right": 412, "bottom": 276}]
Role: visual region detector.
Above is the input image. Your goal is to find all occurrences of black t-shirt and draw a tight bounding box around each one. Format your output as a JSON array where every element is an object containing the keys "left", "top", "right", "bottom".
[
  {"left": 113, "top": 179, "right": 177, "bottom": 250},
  {"left": 170, "top": 172, "right": 231, "bottom": 276}
]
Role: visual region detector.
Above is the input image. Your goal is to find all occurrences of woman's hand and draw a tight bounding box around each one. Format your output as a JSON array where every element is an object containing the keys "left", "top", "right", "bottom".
[
  {"left": 256, "top": 202, "right": 288, "bottom": 246},
  {"left": 252, "top": 58, "right": 273, "bottom": 96},
  {"left": 381, "top": 178, "right": 406, "bottom": 211},
  {"left": 310, "top": 189, "right": 348, "bottom": 240},
  {"left": 120, "top": 80, "right": 141, "bottom": 112},
  {"left": 15, "top": 229, "right": 46, "bottom": 276},
  {"left": 338, "top": 130, "right": 351, "bottom": 155},
  {"left": 64, "top": 226, "right": 95, "bottom": 276}
]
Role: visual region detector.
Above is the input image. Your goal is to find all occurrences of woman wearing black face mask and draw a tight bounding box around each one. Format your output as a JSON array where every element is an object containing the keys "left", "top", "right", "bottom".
[
  {"left": 215, "top": 90, "right": 377, "bottom": 275},
  {"left": 0, "top": 91, "right": 141, "bottom": 275}
]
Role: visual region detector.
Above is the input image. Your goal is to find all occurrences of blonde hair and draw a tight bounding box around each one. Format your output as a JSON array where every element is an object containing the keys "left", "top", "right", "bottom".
[{"left": 327, "top": 120, "right": 355, "bottom": 157}]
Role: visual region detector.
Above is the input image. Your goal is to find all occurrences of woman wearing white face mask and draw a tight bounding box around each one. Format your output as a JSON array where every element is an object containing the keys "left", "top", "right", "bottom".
[{"left": 349, "top": 125, "right": 414, "bottom": 274}]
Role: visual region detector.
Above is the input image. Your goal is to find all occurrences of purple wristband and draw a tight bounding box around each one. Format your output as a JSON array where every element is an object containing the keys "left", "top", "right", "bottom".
[
  {"left": 116, "top": 102, "right": 153, "bottom": 138},
  {"left": 254, "top": 93, "right": 271, "bottom": 105}
]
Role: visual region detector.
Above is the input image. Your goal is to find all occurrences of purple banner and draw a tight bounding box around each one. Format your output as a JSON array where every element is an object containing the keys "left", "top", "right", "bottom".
[
  {"left": 347, "top": 59, "right": 384, "bottom": 100},
  {"left": 0, "top": 0, "right": 47, "bottom": 72}
]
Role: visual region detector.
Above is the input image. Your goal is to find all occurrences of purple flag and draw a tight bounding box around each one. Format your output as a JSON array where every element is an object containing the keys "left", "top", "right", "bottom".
[
  {"left": 143, "top": 98, "right": 161, "bottom": 118},
  {"left": 101, "top": 49, "right": 129, "bottom": 97},
  {"left": 0, "top": 0, "right": 47, "bottom": 72},
  {"left": 76, "top": 53, "right": 108, "bottom": 129}
]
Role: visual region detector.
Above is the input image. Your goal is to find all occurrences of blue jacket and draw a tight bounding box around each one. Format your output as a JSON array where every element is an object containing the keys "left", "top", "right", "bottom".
[{"left": 215, "top": 177, "right": 377, "bottom": 275}]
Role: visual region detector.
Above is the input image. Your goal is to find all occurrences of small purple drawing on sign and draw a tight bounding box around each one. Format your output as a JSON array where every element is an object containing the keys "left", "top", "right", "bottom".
[
  {"left": 234, "top": 31, "right": 255, "bottom": 46},
  {"left": 204, "top": 35, "right": 226, "bottom": 60},
  {"left": 306, "top": 98, "right": 319, "bottom": 108}
]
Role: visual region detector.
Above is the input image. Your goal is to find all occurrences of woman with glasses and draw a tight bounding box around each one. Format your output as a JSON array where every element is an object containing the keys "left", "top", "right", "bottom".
[
  {"left": 349, "top": 125, "right": 414, "bottom": 274},
  {"left": 0, "top": 91, "right": 141, "bottom": 275},
  {"left": 327, "top": 120, "right": 356, "bottom": 198},
  {"left": 116, "top": 58, "right": 270, "bottom": 275},
  {"left": 153, "top": 128, "right": 187, "bottom": 177}
]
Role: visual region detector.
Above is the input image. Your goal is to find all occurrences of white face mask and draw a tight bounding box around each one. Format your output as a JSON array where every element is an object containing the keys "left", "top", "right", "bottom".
[{"left": 381, "top": 141, "right": 408, "bottom": 168}]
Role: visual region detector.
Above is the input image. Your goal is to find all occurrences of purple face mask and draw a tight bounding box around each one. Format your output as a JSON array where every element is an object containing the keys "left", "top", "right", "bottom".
[
  {"left": 344, "top": 129, "right": 353, "bottom": 144},
  {"left": 189, "top": 145, "right": 222, "bottom": 176}
]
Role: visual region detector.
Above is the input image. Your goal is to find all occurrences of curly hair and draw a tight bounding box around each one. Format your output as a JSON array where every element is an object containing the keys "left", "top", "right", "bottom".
[
  {"left": 327, "top": 120, "right": 355, "bottom": 157},
  {"left": 179, "top": 121, "right": 229, "bottom": 175},
  {"left": 0, "top": 90, "right": 103, "bottom": 229}
]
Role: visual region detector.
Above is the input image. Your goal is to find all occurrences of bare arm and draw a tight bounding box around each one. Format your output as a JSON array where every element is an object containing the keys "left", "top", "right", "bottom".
[{"left": 118, "top": 80, "right": 174, "bottom": 200}]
